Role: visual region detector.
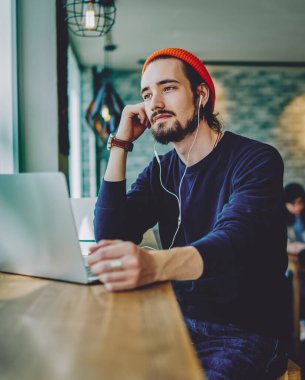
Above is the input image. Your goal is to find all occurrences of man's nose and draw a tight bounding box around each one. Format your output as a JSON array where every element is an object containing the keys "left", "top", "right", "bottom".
[{"left": 150, "top": 93, "right": 165, "bottom": 112}]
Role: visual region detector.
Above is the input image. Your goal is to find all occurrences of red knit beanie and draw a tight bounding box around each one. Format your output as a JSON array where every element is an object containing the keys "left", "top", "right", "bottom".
[{"left": 142, "top": 47, "right": 215, "bottom": 111}]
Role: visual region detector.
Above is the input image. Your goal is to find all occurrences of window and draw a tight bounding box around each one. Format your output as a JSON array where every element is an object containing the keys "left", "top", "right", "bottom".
[{"left": 0, "top": 0, "right": 19, "bottom": 173}]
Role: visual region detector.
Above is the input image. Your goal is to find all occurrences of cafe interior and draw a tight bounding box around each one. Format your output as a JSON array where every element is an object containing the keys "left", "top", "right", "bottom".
[{"left": 0, "top": 0, "right": 305, "bottom": 379}]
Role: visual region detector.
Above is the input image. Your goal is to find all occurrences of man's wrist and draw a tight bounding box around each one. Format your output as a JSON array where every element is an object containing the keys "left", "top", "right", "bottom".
[
  {"left": 148, "top": 246, "right": 204, "bottom": 282},
  {"left": 107, "top": 134, "right": 134, "bottom": 152}
]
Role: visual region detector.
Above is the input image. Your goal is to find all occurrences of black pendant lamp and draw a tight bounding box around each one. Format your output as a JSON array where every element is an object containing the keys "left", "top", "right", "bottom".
[
  {"left": 65, "top": 0, "right": 116, "bottom": 37},
  {"left": 86, "top": 76, "right": 124, "bottom": 140}
]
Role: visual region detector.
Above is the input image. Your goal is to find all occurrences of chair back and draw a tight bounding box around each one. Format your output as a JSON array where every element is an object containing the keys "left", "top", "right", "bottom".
[{"left": 70, "top": 197, "right": 97, "bottom": 241}]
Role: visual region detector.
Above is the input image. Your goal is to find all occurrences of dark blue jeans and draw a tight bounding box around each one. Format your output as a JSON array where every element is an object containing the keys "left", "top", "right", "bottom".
[{"left": 184, "top": 317, "right": 287, "bottom": 380}]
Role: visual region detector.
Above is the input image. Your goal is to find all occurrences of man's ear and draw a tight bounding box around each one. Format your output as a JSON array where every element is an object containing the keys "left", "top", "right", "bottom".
[{"left": 196, "top": 83, "right": 209, "bottom": 106}]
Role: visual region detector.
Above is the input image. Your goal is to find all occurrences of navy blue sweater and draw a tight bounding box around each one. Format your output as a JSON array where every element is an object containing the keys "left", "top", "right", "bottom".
[{"left": 95, "top": 131, "right": 289, "bottom": 338}]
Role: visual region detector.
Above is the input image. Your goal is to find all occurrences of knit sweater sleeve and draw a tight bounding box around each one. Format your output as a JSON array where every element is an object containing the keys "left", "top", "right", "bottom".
[
  {"left": 94, "top": 161, "right": 159, "bottom": 244},
  {"left": 191, "top": 144, "right": 285, "bottom": 276}
]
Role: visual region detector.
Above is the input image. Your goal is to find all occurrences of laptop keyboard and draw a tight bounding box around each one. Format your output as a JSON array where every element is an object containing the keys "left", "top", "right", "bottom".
[
  {"left": 82, "top": 255, "right": 100, "bottom": 282},
  {"left": 85, "top": 265, "right": 96, "bottom": 279}
]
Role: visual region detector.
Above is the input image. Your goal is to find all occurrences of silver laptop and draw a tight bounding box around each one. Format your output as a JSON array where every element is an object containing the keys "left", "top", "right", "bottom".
[{"left": 0, "top": 172, "right": 99, "bottom": 284}]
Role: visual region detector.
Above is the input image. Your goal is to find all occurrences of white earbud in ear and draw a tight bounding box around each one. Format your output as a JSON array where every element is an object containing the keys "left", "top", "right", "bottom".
[{"left": 199, "top": 94, "right": 203, "bottom": 107}]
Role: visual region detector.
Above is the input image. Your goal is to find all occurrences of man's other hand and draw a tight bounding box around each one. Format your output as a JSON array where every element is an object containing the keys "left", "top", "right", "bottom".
[{"left": 87, "top": 240, "right": 158, "bottom": 291}]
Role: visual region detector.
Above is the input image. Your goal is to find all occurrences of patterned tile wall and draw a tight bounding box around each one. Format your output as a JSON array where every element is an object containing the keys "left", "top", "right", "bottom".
[{"left": 211, "top": 67, "right": 305, "bottom": 188}]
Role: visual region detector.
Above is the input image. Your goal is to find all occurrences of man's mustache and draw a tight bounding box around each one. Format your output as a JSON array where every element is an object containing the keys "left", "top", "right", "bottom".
[{"left": 150, "top": 110, "right": 176, "bottom": 124}]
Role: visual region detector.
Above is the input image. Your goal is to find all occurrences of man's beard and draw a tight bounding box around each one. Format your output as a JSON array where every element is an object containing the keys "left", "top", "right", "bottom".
[{"left": 151, "top": 110, "right": 198, "bottom": 145}]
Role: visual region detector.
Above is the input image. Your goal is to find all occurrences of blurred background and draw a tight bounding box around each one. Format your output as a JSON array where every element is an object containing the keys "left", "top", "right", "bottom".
[{"left": 1, "top": 0, "right": 305, "bottom": 196}]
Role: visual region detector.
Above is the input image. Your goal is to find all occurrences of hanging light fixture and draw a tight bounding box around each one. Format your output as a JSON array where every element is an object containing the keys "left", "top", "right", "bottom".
[
  {"left": 65, "top": 0, "right": 116, "bottom": 37},
  {"left": 85, "top": 35, "right": 123, "bottom": 140},
  {"left": 86, "top": 79, "right": 124, "bottom": 140}
]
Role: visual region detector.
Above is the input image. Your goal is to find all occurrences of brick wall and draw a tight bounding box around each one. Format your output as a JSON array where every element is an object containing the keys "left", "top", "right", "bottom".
[
  {"left": 80, "top": 66, "right": 305, "bottom": 193},
  {"left": 211, "top": 67, "right": 305, "bottom": 189}
]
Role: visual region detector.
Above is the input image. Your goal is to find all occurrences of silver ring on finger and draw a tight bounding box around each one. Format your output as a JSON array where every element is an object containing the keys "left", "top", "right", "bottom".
[{"left": 109, "top": 259, "right": 123, "bottom": 271}]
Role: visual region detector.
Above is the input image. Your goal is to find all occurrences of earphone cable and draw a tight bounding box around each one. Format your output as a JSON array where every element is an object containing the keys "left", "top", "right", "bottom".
[{"left": 154, "top": 96, "right": 203, "bottom": 249}]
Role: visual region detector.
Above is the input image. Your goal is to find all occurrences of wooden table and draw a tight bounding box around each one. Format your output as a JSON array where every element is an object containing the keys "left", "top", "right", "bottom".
[
  {"left": 287, "top": 252, "right": 305, "bottom": 360},
  {"left": 0, "top": 273, "right": 205, "bottom": 380}
]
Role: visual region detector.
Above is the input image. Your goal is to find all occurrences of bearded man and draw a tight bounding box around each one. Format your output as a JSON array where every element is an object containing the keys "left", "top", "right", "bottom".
[{"left": 88, "top": 48, "right": 289, "bottom": 380}]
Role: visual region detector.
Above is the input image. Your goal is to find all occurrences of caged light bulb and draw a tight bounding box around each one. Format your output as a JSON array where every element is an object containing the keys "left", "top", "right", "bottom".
[{"left": 83, "top": 1, "right": 96, "bottom": 30}]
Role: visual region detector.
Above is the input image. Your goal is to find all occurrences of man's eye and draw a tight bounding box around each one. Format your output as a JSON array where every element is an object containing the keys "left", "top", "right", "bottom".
[
  {"left": 143, "top": 93, "right": 152, "bottom": 101},
  {"left": 163, "top": 86, "right": 176, "bottom": 92}
]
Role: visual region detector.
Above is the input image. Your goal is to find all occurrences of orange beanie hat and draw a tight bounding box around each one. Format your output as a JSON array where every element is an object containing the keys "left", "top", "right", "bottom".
[{"left": 142, "top": 48, "right": 215, "bottom": 111}]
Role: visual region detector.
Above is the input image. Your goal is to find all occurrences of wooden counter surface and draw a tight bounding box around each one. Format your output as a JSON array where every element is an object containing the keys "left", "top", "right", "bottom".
[{"left": 0, "top": 273, "right": 205, "bottom": 380}]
